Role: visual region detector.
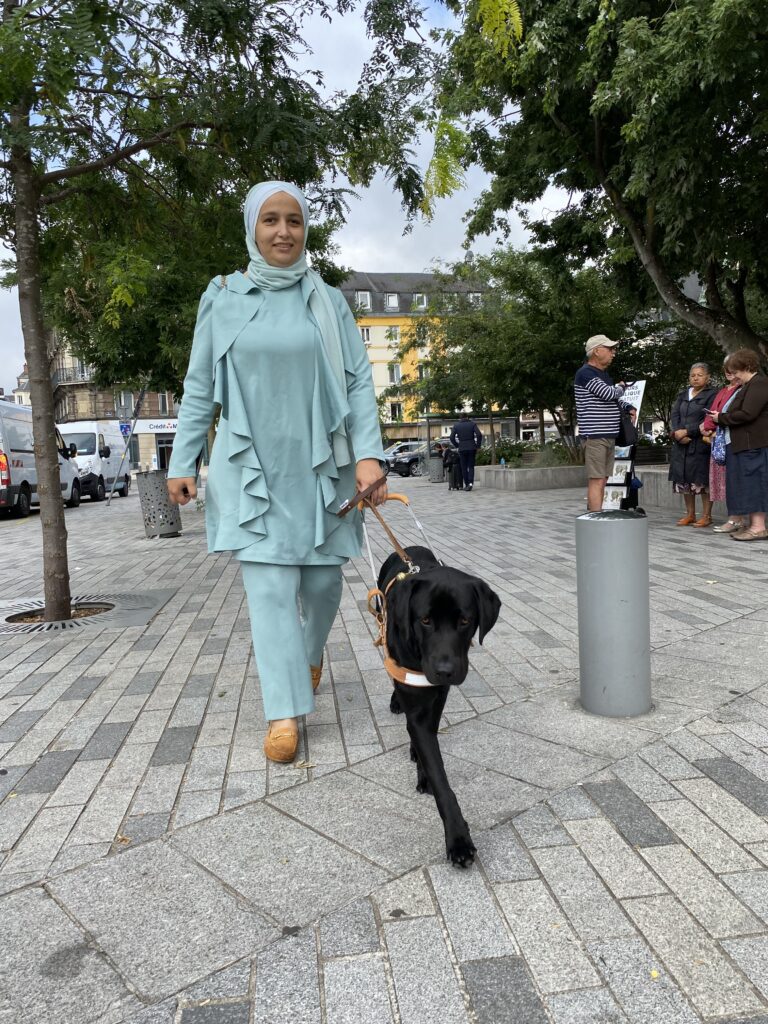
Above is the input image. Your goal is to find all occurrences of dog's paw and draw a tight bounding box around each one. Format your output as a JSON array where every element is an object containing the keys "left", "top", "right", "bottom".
[
  {"left": 390, "top": 691, "right": 403, "bottom": 715},
  {"left": 409, "top": 743, "right": 418, "bottom": 763},
  {"left": 446, "top": 832, "right": 476, "bottom": 869},
  {"left": 416, "top": 774, "right": 433, "bottom": 795}
]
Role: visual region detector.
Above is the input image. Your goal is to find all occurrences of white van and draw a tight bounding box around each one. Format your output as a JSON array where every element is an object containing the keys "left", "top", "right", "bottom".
[
  {"left": 0, "top": 402, "right": 81, "bottom": 516},
  {"left": 58, "top": 420, "right": 130, "bottom": 501}
]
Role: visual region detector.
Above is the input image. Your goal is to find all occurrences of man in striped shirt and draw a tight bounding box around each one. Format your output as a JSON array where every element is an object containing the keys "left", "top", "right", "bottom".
[{"left": 574, "top": 334, "right": 635, "bottom": 511}]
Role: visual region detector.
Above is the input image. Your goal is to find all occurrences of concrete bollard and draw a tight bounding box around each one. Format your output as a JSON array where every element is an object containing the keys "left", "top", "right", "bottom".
[{"left": 575, "top": 509, "right": 651, "bottom": 717}]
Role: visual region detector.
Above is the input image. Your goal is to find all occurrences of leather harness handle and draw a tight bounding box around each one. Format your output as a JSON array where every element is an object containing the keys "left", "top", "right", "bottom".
[
  {"left": 363, "top": 500, "right": 413, "bottom": 566},
  {"left": 336, "top": 475, "right": 388, "bottom": 517}
]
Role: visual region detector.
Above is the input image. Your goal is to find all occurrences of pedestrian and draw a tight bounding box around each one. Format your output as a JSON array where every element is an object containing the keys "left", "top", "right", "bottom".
[
  {"left": 669, "top": 363, "right": 717, "bottom": 527},
  {"left": 574, "top": 334, "right": 636, "bottom": 511},
  {"left": 166, "top": 181, "right": 386, "bottom": 763},
  {"left": 700, "top": 364, "right": 745, "bottom": 533},
  {"left": 710, "top": 348, "right": 768, "bottom": 542},
  {"left": 450, "top": 413, "right": 482, "bottom": 490}
]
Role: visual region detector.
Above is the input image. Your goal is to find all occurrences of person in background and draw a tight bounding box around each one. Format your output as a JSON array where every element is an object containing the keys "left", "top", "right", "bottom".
[
  {"left": 450, "top": 413, "right": 482, "bottom": 491},
  {"left": 710, "top": 348, "right": 768, "bottom": 541},
  {"left": 574, "top": 334, "right": 635, "bottom": 511},
  {"left": 700, "top": 364, "right": 744, "bottom": 533},
  {"left": 167, "top": 181, "right": 386, "bottom": 764},
  {"left": 669, "top": 363, "right": 717, "bottom": 527}
]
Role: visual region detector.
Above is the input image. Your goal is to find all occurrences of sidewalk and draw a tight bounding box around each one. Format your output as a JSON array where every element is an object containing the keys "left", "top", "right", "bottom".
[{"left": 2, "top": 478, "right": 768, "bottom": 1023}]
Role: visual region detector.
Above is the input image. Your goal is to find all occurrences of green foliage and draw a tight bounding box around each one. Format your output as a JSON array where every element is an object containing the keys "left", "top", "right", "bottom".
[
  {"left": 439, "top": 0, "right": 768, "bottom": 353},
  {"left": 475, "top": 0, "right": 523, "bottom": 58}
]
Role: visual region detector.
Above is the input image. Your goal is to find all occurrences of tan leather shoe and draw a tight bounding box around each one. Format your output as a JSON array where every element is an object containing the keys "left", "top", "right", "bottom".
[
  {"left": 676, "top": 515, "right": 696, "bottom": 526},
  {"left": 310, "top": 659, "right": 323, "bottom": 692},
  {"left": 263, "top": 720, "right": 299, "bottom": 763}
]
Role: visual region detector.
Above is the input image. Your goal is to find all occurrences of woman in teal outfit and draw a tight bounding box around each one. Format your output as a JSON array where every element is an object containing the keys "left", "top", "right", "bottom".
[{"left": 167, "top": 181, "right": 387, "bottom": 763}]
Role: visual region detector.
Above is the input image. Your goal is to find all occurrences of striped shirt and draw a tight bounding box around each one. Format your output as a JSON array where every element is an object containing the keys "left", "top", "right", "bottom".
[{"left": 574, "top": 364, "right": 629, "bottom": 438}]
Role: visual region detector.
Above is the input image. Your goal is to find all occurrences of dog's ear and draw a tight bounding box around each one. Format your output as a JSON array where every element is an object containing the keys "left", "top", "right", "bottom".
[
  {"left": 472, "top": 579, "right": 501, "bottom": 644},
  {"left": 386, "top": 577, "right": 422, "bottom": 665}
]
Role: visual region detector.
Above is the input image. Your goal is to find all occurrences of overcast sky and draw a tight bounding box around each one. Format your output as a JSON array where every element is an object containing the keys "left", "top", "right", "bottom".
[{"left": 0, "top": 6, "right": 562, "bottom": 398}]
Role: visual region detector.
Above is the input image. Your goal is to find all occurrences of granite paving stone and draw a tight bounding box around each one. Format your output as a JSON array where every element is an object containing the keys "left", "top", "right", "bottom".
[
  {"left": 150, "top": 725, "right": 199, "bottom": 766},
  {"left": 323, "top": 956, "right": 394, "bottom": 1024},
  {"left": 49, "top": 840, "right": 276, "bottom": 1000},
  {"left": 0, "top": 886, "right": 141, "bottom": 1024},
  {"left": 723, "top": 872, "right": 768, "bottom": 927},
  {"left": 588, "top": 938, "right": 700, "bottom": 1024},
  {"left": 473, "top": 821, "right": 539, "bottom": 883},
  {"left": 693, "top": 756, "right": 768, "bottom": 816},
  {"left": 546, "top": 786, "right": 600, "bottom": 821},
  {"left": 319, "top": 897, "right": 379, "bottom": 958},
  {"left": 622, "top": 894, "right": 763, "bottom": 1017},
  {"left": 462, "top": 957, "right": 549, "bottom": 1024},
  {"left": 179, "top": 1007, "right": 250, "bottom": 1023},
  {"left": 427, "top": 861, "right": 516, "bottom": 961},
  {"left": 563, "top": 818, "right": 668, "bottom": 899},
  {"left": 178, "top": 961, "right": 251, "bottom": 1004},
  {"left": 371, "top": 868, "right": 436, "bottom": 920},
  {"left": 582, "top": 780, "right": 678, "bottom": 847},
  {"left": 513, "top": 805, "right": 573, "bottom": 848},
  {"left": 675, "top": 776, "right": 768, "bottom": 843},
  {"left": 171, "top": 801, "right": 389, "bottom": 924},
  {"left": 651, "top": 798, "right": 760, "bottom": 873},
  {"left": 641, "top": 845, "right": 762, "bottom": 938},
  {"left": 494, "top": 879, "right": 600, "bottom": 993},
  {"left": 253, "top": 931, "right": 321, "bottom": 1024},
  {"left": 78, "top": 721, "right": 132, "bottom": 761},
  {"left": 12, "top": 749, "right": 79, "bottom": 793},
  {"left": 385, "top": 916, "right": 471, "bottom": 1024},
  {"left": 546, "top": 988, "right": 628, "bottom": 1023}
]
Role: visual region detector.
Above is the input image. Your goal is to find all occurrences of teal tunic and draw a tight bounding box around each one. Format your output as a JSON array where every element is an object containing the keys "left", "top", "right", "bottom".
[{"left": 168, "top": 272, "right": 384, "bottom": 565}]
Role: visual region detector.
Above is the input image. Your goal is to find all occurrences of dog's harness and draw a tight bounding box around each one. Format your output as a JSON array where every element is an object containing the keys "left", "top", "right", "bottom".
[{"left": 337, "top": 479, "right": 442, "bottom": 688}]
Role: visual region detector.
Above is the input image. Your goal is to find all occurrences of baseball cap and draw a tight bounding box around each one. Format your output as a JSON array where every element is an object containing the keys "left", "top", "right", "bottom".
[{"left": 585, "top": 334, "right": 619, "bottom": 356}]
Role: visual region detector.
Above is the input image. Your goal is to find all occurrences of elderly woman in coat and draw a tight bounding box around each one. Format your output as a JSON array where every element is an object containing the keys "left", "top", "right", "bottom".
[
  {"left": 167, "top": 181, "right": 386, "bottom": 763},
  {"left": 669, "top": 362, "right": 717, "bottom": 527}
]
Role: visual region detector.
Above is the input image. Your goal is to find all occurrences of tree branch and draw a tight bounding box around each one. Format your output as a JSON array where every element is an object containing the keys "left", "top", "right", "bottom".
[
  {"left": 704, "top": 259, "right": 727, "bottom": 314},
  {"left": 40, "top": 121, "right": 212, "bottom": 186},
  {"left": 726, "top": 264, "right": 750, "bottom": 330}
]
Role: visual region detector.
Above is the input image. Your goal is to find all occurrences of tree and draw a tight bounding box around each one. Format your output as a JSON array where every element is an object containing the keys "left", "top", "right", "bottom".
[
  {"left": 441, "top": 0, "right": 768, "bottom": 355},
  {"left": 1, "top": 0, "right": 431, "bottom": 619}
]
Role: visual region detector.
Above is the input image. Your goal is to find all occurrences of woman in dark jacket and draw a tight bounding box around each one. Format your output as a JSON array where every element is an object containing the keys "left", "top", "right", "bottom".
[
  {"left": 669, "top": 363, "right": 717, "bottom": 527},
  {"left": 711, "top": 348, "right": 768, "bottom": 541}
]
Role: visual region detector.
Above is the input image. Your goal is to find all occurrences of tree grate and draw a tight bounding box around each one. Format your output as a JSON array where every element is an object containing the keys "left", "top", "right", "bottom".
[{"left": 0, "top": 590, "right": 177, "bottom": 636}]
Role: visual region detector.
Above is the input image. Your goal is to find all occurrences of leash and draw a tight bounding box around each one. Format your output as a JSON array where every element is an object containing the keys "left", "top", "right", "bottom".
[{"left": 336, "top": 480, "right": 444, "bottom": 688}]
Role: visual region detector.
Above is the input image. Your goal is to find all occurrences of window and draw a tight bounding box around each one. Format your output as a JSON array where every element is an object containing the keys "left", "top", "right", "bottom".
[
  {"left": 386, "top": 326, "right": 400, "bottom": 344},
  {"left": 158, "top": 392, "right": 168, "bottom": 415},
  {"left": 389, "top": 402, "right": 403, "bottom": 421},
  {"left": 468, "top": 292, "right": 482, "bottom": 306},
  {"left": 118, "top": 390, "right": 133, "bottom": 412},
  {"left": 355, "top": 290, "right": 371, "bottom": 310},
  {"left": 388, "top": 363, "right": 402, "bottom": 385},
  {"left": 385, "top": 293, "right": 399, "bottom": 310},
  {"left": 417, "top": 364, "right": 428, "bottom": 381},
  {"left": 360, "top": 327, "right": 371, "bottom": 345},
  {"left": 413, "top": 293, "right": 427, "bottom": 310},
  {"left": 16, "top": 394, "right": 23, "bottom": 404}
]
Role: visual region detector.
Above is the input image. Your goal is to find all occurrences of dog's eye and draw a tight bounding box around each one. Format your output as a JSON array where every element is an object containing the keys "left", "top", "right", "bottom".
[
  {"left": 459, "top": 617, "right": 470, "bottom": 626},
  {"left": 420, "top": 616, "right": 431, "bottom": 626}
]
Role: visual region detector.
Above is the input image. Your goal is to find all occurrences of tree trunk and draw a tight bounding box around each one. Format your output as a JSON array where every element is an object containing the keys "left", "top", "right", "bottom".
[
  {"left": 538, "top": 408, "right": 546, "bottom": 447},
  {"left": 12, "top": 147, "right": 72, "bottom": 620},
  {"left": 487, "top": 407, "right": 496, "bottom": 464}
]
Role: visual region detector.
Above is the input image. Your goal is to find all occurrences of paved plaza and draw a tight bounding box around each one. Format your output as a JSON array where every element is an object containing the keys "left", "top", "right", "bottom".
[{"left": 3, "top": 476, "right": 768, "bottom": 1023}]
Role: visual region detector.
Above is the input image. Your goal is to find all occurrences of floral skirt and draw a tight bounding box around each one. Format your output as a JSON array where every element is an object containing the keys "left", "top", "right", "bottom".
[
  {"left": 673, "top": 481, "right": 707, "bottom": 495},
  {"left": 709, "top": 457, "right": 726, "bottom": 503}
]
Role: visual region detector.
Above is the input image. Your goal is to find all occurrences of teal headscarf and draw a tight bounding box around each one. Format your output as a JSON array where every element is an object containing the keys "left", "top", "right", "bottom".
[{"left": 243, "top": 181, "right": 349, "bottom": 465}]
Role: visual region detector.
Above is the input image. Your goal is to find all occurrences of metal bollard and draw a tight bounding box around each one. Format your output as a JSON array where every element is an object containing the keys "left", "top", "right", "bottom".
[
  {"left": 135, "top": 469, "right": 182, "bottom": 539},
  {"left": 575, "top": 509, "right": 651, "bottom": 717}
]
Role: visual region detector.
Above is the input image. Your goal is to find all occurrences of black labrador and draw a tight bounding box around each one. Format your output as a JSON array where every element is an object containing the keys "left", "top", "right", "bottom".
[{"left": 378, "top": 544, "right": 501, "bottom": 867}]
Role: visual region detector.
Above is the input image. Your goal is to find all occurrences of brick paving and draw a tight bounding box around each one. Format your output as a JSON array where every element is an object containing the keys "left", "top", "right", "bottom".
[{"left": 2, "top": 477, "right": 768, "bottom": 1021}]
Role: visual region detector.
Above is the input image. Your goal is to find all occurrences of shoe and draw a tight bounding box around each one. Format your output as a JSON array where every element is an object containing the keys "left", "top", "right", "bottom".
[
  {"left": 311, "top": 659, "right": 323, "bottom": 692},
  {"left": 676, "top": 515, "right": 696, "bottom": 526},
  {"left": 731, "top": 528, "right": 768, "bottom": 541},
  {"left": 693, "top": 516, "right": 713, "bottom": 528},
  {"left": 263, "top": 721, "right": 299, "bottom": 763},
  {"left": 468, "top": 483, "right": 473, "bottom": 490},
  {"left": 713, "top": 520, "right": 743, "bottom": 533}
]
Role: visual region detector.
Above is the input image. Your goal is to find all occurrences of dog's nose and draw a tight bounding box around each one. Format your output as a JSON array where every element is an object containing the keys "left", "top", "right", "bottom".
[{"left": 434, "top": 659, "right": 455, "bottom": 681}]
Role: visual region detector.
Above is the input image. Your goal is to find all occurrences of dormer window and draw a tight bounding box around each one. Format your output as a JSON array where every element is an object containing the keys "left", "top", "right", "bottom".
[
  {"left": 413, "top": 293, "right": 427, "bottom": 310},
  {"left": 385, "top": 293, "right": 399, "bottom": 310},
  {"left": 355, "top": 291, "right": 371, "bottom": 310}
]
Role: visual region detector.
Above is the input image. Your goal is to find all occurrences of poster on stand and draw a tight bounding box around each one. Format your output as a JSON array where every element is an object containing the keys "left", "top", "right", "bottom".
[
  {"left": 607, "top": 459, "right": 632, "bottom": 484},
  {"left": 603, "top": 486, "right": 628, "bottom": 510}
]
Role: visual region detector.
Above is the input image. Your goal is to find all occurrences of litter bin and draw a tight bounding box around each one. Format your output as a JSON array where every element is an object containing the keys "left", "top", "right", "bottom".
[
  {"left": 136, "top": 470, "right": 182, "bottom": 538},
  {"left": 428, "top": 454, "right": 444, "bottom": 483},
  {"left": 575, "top": 509, "right": 651, "bottom": 717}
]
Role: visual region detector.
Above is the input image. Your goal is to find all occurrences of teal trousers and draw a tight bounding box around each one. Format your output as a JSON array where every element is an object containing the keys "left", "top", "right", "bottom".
[{"left": 239, "top": 562, "right": 343, "bottom": 720}]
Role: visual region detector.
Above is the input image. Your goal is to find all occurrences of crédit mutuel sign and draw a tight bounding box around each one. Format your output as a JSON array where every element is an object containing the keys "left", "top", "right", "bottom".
[{"left": 132, "top": 420, "right": 179, "bottom": 434}]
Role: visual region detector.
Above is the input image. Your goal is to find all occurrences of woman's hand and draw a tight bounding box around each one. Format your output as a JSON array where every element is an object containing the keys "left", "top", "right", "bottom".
[
  {"left": 710, "top": 411, "right": 720, "bottom": 424},
  {"left": 167, "top": 477, "right": 197, "bottom": 505},
  {"left": 673, "top": 428, "right": 688, "bottom": 441},
  {"left": 356, "top": 458, "right": 387, "bottom": 507}
]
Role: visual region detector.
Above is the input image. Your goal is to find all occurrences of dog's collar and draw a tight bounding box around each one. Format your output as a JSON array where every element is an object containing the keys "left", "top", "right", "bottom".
[{"left": 382, "top": 654, "right": 437, "bottom": 688}]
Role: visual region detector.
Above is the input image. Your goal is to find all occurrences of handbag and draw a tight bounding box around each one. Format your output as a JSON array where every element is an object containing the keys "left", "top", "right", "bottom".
[
  {"left": 712, "top": 427, "right": 727, "bottom": 465},
  {"left": 616, "top": 405, "right": 638, "bottom": 448}
]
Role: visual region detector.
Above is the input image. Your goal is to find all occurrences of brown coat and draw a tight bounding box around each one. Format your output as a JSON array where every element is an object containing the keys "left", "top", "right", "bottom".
[{"left": 718, "top": 373, "right": 768, "bottom": 453}]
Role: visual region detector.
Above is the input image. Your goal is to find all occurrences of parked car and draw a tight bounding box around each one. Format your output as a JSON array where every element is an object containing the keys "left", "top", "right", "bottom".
[
  {"left": 392, "top": 441, "right": 454, "bottom": 477},
  {"left": 0, "top": 402, "right": 81, "bottom": 516},
  {"left": 58, "top": 419, "right": 130, "bottom": 500},
  {"left": 383, "top": 441, "right": 422, "bottom": 474}
]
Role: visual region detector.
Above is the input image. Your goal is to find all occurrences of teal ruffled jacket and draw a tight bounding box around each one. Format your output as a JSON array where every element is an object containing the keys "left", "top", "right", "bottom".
[{"left": 168, "top": 272, "right": 385, "bottom": 562}]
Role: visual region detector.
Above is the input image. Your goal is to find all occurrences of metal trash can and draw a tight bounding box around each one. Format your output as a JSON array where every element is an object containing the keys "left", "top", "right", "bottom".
[
  {"left": 575, "top": 509, "right": 651, "bottom": 717},
  {"left": 428, "top": 455, "right": 444, "bottom": 483},
  {"left": 136, "top": 470, "right": 182, "bottom": 538}
]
